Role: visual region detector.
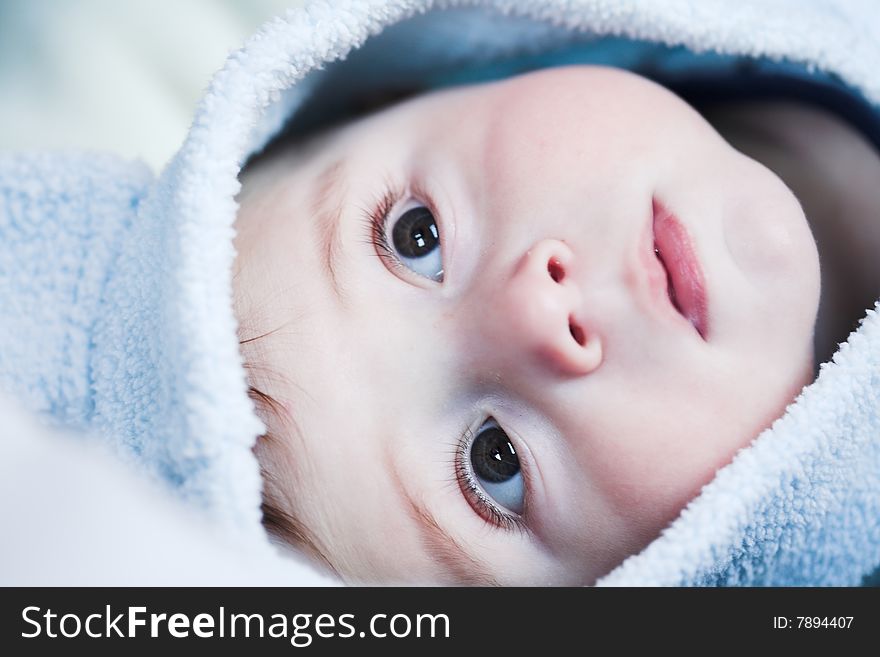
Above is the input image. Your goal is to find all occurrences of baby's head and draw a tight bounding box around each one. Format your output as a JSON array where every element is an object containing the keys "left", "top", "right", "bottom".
[{"left": 232, "top": 65, "right": 820, "bottom": 585}]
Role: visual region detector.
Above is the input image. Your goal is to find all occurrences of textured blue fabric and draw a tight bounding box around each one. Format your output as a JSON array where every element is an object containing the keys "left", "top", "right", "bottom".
[
  {"left": 0, "top": 154, "right": 151, "bottom": 432},
  {"left": 0, "top": 149, "right": 267, "bottom": 539}
]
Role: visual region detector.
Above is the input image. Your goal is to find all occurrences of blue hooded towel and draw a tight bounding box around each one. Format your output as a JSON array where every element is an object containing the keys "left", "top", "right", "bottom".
[{"left": 1, "top": 0, "right": 878, "bottom": 585}]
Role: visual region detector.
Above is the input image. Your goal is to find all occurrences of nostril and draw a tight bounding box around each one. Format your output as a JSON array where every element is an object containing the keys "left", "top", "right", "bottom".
[
  {"left": 568, "top": 317, "right": 585, "bottom": 346},
  {"left": 548, "top": 259, "right": 565, "bottom": 283}
]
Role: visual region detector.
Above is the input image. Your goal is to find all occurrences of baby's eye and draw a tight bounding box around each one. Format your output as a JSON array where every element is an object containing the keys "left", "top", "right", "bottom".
[
  {"left": 468, "top": 419, "right": 525, "bottom": 515},
  {"left": 387, "top": 204, "right": 443, "bottom": 282}
]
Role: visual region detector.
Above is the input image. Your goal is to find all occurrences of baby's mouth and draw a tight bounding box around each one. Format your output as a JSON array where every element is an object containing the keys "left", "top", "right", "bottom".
[{"left": 652, "top": 198, "right": 709, "bottom": 340}]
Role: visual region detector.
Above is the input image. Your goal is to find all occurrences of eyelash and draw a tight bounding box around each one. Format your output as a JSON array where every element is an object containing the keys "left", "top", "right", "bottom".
[
  {"left": 453, "top": 423, "right": 529, "bottom": 535},
  {"left": 361, "top": 181, "right": 403, "bottom": 273}
]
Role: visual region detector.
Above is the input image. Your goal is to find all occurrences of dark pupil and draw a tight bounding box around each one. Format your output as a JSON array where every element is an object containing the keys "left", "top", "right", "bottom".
[
  {"left": 392, "top": 207, "right": 439, "bottom": 258},
  {"left": 470, "top": 427, "right": 520, "bottom": 484}
]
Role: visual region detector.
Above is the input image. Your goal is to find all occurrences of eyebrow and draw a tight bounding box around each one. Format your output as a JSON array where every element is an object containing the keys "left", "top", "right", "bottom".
[
  {"left": 310, "top": 157, "right": 347, "bottom": 305},
  {"left": 385, "top": 448, "right": 500, "bottom": 586}
]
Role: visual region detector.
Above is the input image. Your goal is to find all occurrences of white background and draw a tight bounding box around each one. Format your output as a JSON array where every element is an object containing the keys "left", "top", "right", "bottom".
[{"left": 0, "top": 0, "right": 306, "bottom": 170}]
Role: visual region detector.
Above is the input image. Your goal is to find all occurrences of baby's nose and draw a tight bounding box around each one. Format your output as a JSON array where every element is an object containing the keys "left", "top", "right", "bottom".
[{"left": 489, "top": 238, "right": 602, "bottom": 378}]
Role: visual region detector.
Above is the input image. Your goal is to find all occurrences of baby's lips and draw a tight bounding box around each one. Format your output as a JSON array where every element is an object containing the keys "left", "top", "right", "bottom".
[{"left": 652, "top": 198, "right": 709, "bottom": 340}]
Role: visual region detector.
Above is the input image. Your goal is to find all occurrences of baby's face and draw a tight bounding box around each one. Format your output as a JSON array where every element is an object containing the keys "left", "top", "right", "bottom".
[{"left": 233, "top": 66, "right": 820, "bottom": 585}]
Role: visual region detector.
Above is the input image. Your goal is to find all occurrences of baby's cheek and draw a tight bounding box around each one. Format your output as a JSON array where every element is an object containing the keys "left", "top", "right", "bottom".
[{"left": 597, "top": 398, "right": 758, "bottom": 544}]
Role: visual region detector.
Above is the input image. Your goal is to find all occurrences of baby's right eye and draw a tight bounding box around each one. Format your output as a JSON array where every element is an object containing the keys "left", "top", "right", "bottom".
[
  {"left": 469, "top": 419, "right": 525, "bottom": 515},
  {"left": 386, "top": 203, "right": 444, "bottom": 282},
  {"left": 456, "top": 418, "right": 527, "bottom": 530}
]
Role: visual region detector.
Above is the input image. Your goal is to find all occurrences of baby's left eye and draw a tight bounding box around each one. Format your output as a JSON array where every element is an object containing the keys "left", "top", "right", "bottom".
[{"left": 388, "top": 205, "right": 443, "bottom": 282}]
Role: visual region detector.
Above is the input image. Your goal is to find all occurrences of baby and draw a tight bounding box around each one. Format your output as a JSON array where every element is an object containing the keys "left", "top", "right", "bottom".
[{"left": 228, "top": 63, "right": 878, "bottom": 585}]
